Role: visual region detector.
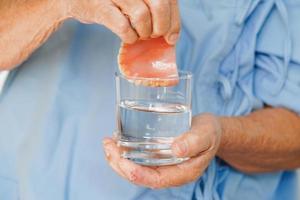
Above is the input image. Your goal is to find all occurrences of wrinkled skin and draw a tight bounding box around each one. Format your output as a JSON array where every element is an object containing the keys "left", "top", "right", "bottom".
[
  {"left": 103, "top": 114, "right": 222, "bottom": 189},
  {"left": 68, "top": 0, "right": 181, "bottom": 44},
  {"left": 0, "top": 0, "right": 180, "bottom": 69}
]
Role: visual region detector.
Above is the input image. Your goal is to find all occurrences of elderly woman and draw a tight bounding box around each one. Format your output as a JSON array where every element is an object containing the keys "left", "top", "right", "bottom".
[{"left": 0, "top": 0, "right": 300, "bottom": 200}]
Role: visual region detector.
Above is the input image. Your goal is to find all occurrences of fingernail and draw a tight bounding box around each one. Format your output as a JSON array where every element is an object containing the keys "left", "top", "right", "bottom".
[
  {"left": 173, "top": 141, "right": 187, "bottom": 156},
  {"left": 168, "top": 33, "right": 179, "bottom": 44}
]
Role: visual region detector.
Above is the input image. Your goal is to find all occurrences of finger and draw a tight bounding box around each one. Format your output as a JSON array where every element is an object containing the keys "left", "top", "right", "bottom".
[
  {"left": 172, "top": 114, "right": 220, "bottom": 158},
  {"left": 118, "top": 153, "right": 211, "bottom": 188},
  {"left": 102, "top": 138, "right": 128, "bottom": 179},
  {"left": 172, "top": 130, "right": 211, "bottom": 158},
  {"left": 152, "top": 150, "right": 213, "bottom": 188},
  {"left": 118, "top": 158, "right": 162, "bottom": 187},
  {"left": 164, "top": 0, "right": 181, "bottom": 45},
  {"left": 104, "top": 137, "right": 167, "bottom": 188},
  {"left": 155, "top": 154, "right": 211, "bottom": 187},
  {"left": 96, "top": 5, "right": 138, "bottom": 44},
  {"left": 112, "top": 0, "right": 152, "bottom": 39},
  {"left": 118, "top": 158, "right": 174, "bottom": 188},
  {"left": 144, "top": 0, "right": 171, "bottom": 37}
]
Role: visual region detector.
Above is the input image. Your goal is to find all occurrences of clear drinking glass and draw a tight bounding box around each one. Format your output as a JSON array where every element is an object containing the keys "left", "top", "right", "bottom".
[{"left": 115, "top": 71, "right": 192, "bottom": 166}]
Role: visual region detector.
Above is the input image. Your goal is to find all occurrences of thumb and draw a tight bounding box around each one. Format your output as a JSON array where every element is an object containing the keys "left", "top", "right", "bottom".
[
  {"left": 171, "top": 130, "right": 212, "bottom": 158},
  {"left": 164, "top": 0, "right": 180, "bottom": 45},
  {"left": 171, "top": 115, "right": 220, "bottom": 158}
]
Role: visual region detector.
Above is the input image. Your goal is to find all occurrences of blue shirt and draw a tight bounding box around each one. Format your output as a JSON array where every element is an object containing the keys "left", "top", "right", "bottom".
[{"left": 0, "top": 0, "right": 299, "bottom": 199}]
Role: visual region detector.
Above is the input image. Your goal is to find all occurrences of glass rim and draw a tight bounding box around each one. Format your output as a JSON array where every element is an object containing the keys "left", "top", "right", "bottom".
[{"left": 115, "top": 70, "right": 192, "bottom": 81}]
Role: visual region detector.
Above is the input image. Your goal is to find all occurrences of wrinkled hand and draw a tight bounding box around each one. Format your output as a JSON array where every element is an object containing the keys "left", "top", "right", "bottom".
[
  {"left": 64, "top": 0, "right": 180, "bottom": 44},
  {"left": 103, "top": 114, "right": 222, "bottom": 189}
]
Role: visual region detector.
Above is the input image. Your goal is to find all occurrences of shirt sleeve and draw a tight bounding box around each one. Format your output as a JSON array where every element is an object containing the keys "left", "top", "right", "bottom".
[{"left": 254, "top": 0, "right": 300, "bottom": 113}]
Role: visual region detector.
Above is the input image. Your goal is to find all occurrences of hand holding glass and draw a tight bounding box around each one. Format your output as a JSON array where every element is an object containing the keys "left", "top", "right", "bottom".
[{"left": 115, "top": 71, "right": 192, "bottom": 166}]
